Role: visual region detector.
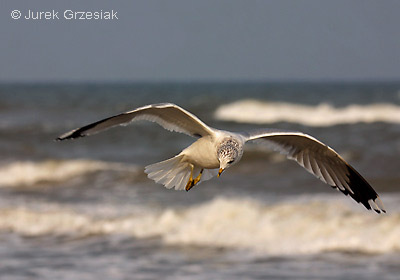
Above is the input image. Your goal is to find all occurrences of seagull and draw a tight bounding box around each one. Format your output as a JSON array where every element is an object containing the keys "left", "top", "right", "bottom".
[{"left": 56, "top": 103, "right": 385, "bottom": 213}]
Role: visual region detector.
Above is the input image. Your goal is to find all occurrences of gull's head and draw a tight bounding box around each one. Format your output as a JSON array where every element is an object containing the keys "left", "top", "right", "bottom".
[{"left": 217, "top": 137, "right": 243, "bottom": 177}]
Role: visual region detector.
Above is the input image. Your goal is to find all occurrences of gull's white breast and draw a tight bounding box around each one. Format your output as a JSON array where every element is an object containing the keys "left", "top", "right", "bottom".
[{"left": 180, "top": 135, "right": 220, "bottom": 169}]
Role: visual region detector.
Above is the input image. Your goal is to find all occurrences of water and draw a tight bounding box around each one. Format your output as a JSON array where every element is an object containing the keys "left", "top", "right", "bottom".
[{"left": 1, "top": 82, "right": 400, "bottom": 279}]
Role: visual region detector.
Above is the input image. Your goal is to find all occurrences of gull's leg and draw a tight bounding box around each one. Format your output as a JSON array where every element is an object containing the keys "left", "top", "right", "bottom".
[
  {"left": 193, "top": 169, "right": 203, "bottom": 185},
  {"left": 185, "top": 166, "right": 204, "bottom": 192},
  {"left": 185, "top": 164, "right": 195, "bottom": 191}
]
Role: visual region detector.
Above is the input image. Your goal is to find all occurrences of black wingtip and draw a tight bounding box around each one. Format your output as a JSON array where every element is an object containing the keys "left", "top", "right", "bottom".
[
  {"left": 55, "top": 131, "right": 85, "bottom": 142},
  {"left": 341, "top": 165, "right": 386, "bottom": 214},
  {"left": 55, "top": 135, "right": 71, "bottom": 142},
  {"left": 55, "top": 135, "right": 69, "bottom": 141},
  {"left": 329, "top": 166, "right": 386, "bottom": 214}
]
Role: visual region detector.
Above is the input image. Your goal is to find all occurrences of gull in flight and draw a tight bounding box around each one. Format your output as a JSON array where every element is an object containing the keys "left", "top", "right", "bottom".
[{"left": 56, "top": 103, "right": 385, "bottom": 213}]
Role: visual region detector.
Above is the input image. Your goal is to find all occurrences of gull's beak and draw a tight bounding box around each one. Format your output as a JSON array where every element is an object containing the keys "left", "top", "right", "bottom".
[{"left": 218, "top": 168, "right": 224, "bottom": 177}]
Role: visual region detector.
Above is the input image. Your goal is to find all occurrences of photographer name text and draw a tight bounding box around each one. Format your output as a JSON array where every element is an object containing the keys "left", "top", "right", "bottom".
[{"left": 11, "top": 9, "right": 118, "bottom": 20}]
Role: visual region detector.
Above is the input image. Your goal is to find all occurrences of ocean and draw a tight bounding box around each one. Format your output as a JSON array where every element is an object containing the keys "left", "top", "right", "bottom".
[{"left": 0, "top": 82, "right": 400, "bottom": 279}]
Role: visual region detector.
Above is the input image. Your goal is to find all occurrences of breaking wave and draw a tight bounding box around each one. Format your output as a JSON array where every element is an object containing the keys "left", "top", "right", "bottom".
[
  {"left": 0, "top": 159, "right": 137, "bottom": 187},
  {"left": 1, "top": 197, "right": 399, "bottom": 255},
  {"left": 214, "top": 99, "right": 400, "bottom": 126}
]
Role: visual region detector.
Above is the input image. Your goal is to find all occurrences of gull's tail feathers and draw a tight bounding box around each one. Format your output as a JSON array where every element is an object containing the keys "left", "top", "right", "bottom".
[
  {"left": 145, "top": 155, "right": 217, "bottom": 191},
  {"left": 145, "top": 155, "right": 190, "bottom": 190}
]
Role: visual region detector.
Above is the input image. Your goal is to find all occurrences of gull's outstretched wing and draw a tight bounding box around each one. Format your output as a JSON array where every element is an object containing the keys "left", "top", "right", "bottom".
[
  {"left": 242, "top": 129, "right": 385, "bottom": 213},
  {"left": 56, "top": 103, "right": 214, "bottom": 140}
]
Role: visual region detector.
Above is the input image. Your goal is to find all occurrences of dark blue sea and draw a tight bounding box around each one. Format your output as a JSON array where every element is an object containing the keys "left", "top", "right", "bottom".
[{"left": 0, "top": 82, "right": 400, "bottom": 280}]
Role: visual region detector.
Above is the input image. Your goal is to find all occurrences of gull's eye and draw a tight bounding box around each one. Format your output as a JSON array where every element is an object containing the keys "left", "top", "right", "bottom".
[{"left": 228, "top": 160, "right": 234, "bottom": 164}]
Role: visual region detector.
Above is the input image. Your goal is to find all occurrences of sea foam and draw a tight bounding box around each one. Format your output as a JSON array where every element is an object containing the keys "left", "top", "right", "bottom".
[
  {"left": 1, "top": 197, "right": 399, "bottom": 255},
  {"left": 0, "top": 160, "right": 136, "bottom": 187},
  {"left": 215, "top": 99, "right": 400, "bottom": 126}
]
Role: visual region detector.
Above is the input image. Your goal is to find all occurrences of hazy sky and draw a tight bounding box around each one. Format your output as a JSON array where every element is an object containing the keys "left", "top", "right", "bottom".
[{"left": 1, "top": 0, "right": 400, "bottom": 82}]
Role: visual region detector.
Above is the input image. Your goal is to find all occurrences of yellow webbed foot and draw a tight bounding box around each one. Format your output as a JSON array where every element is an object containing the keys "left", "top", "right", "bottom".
[
  {"left": 185, "top": 178, "right": 195, "bottom": 191},
  {"left": 193, "top": 169, "right": 203, "bottom": 185},
  {"left": 185, "top": 169, "right": 203, "bottom": 191}
]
